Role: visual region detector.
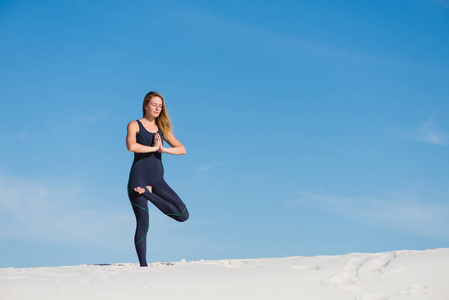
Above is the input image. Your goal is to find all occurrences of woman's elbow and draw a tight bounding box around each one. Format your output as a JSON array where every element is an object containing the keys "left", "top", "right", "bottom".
[
  {"left": 181, "top": 146, "right": 186, "bottom": 155},
  {"left": 127, "top": 143, "right": 135, "bottom": 152}
]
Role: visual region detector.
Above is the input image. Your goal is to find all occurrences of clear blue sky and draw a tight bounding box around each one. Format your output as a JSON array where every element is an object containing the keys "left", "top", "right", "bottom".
[{"left": 1, "top": 0, "right": 448, "bottom": 268}]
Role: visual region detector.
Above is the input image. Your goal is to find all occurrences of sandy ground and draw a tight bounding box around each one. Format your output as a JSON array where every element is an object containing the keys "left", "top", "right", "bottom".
[{"left": 1, "top": 248, "right": 448, "bottom": 300}]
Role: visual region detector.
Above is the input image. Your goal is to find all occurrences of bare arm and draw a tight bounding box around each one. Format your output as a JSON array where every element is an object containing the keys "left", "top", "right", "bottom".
[
  {"left": 158, "top": 131, "right": 186, "bottom": 155},
  {"left": 126, "top": 121, "right": 160, "bottom": 153}
]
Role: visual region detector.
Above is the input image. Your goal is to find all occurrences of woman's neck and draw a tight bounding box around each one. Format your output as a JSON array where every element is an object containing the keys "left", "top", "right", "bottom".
[{"left": 143, "top": 115, "right": 156, "bottom": 125}]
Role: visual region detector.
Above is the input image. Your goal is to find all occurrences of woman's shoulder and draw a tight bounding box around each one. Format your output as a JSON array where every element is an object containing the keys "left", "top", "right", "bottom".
[
  {"left": 127, "top": 120, "right": 141, "bottom": 131},
  {"left": 129, "top": 119, "right": 143, "bottom": 125}
]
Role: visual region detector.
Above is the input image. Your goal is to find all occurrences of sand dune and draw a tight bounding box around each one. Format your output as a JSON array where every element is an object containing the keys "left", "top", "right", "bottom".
[{"left": 1, "top": 248, "right": 448, "bottom": 299}]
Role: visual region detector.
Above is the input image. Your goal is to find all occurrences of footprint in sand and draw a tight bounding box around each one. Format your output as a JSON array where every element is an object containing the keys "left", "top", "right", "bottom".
[
  {"left": 399, "top": 285, "right": 428, "bottom": 296},
  {"left": 321, "top": 252, "right": 397, "bottom": 295}
]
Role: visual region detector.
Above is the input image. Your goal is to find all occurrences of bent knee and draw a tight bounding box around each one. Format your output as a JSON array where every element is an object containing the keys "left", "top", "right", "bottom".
[
  {"left": 177, "top": 215, "right": 189, "bottom": 222},
  {"left": 177, "top": 210, "right": 189, "bottom": 222}
]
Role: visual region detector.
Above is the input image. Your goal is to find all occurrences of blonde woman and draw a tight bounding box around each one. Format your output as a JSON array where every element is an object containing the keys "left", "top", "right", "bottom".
[{"left": 126, "top": 91, "right": 189, "bottom": 267}]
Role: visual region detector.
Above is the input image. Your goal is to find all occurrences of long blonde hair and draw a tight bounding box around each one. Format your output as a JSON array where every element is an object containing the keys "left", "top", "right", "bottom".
[{"left": 142, "top": 91, "right": 172, "bottom": 140}]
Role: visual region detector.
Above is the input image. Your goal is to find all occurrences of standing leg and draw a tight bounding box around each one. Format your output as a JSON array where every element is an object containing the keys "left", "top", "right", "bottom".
[{"left": 129, "top": 194, "right": 150, "bottom": 267}]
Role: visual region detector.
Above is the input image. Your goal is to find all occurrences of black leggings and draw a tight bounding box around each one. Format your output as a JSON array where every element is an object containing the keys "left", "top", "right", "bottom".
[{"left": 129, "top": 179, "right": 189, "bottom": 266}]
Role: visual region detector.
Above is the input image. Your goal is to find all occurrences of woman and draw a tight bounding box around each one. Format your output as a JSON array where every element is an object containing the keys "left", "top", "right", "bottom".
[{"left": 126, "top": 91, "right": 189, "bottom": 267}]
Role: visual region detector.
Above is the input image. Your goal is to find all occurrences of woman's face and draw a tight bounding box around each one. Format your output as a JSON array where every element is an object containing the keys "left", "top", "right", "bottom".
[{"left": 146, "top": 97, "right": 163, "bottom": 118}]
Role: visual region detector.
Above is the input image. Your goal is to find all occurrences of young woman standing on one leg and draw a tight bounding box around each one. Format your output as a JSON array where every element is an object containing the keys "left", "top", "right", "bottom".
[{"left": 126, "top": 91, "right": 189, "bottom": 267}]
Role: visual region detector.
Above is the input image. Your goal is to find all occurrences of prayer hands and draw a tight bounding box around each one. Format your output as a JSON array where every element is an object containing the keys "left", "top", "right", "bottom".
[{"left": 155, "top": 133, "right": 165, "bottom": 153}]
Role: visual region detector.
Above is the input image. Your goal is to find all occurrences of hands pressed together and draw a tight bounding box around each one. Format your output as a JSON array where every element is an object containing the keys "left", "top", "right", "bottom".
[{"left": 153, "top": 133, "right": 165, "bottom": 153}]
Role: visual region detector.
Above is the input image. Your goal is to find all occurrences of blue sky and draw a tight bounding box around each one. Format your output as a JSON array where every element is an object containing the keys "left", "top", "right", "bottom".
[{"left": 1, "top": 0, "right": 448, "bottom": 268}]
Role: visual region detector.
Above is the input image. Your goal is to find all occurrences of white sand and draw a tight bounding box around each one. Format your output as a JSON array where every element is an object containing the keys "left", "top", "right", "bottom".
[{"left": 1, "top": 248, "right": 448, "bottom": 300}]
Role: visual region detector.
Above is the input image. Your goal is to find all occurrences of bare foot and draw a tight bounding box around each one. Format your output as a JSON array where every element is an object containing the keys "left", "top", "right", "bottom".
[
  {"left": 134, "top": 186, "right": 152, "bottom": 194},
  {"left": 134, "top": 187, "right": 145, "bottom": 194}
]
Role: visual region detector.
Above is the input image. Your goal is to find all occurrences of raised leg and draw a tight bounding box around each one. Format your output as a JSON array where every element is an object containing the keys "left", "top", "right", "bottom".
[{"left": 139, "top": 181, "right": 189, "bottom": 222}]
